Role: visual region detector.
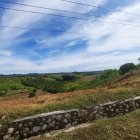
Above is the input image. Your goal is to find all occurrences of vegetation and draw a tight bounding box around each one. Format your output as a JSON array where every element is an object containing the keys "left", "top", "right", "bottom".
[
  {"left": 43, "top": 81, "right": 63, "bottom": 93},
  {"left": 1, "top": 86, "right": 140, "bottom": 125},
  {"left": 119, "top": 63, "right": 136, "bottom": 75},
  {"left": 0, "top": 90, "right": 7, "bottom": 97},
  {"left": 28, "top": 89, "right": 37, "bottom": 98},
  {"left": 0, "top": 62, "right": 140, "bottom": 127},
  {"left": 0, "top": 63, "right": 138, "bottom": 95}
]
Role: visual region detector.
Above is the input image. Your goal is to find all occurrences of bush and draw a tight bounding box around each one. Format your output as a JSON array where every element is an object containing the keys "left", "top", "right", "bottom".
[
  {"left": 100, "top": 69, "right": 119, "bottom": 80},
  {"left": 28, "top": 88, "right": 37, "bottom": 98},
  {"left": 43, "top": 81, "right": 63, "bottom": 93},
  {"left": 89, "top": 69, "right": 119, "bottom": 88},
  {"left": 33, "top": 88, "right": 37, "bottom": 94},
  {"left": 62, "top": 75, "right": 76, "bottom": 81},
  {"left": 119, "top": 63, "right": 136, "bottom": 75},
  {"left": 21, "top": 77, "right": 46, "bottom": 89},
  {"left": 0, "top": 90, "right": 7, "bottom": 97},
  {"left": 28, "top": 92, "right": 36, "bottom": 98},
  {"left": 9, "top": 85, "right": 19, "bottom": 90}
]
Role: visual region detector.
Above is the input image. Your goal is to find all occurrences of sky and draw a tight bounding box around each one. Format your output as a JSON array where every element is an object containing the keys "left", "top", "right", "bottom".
[{"left": 0, "top": 0, "right": 140, "bottom": 74}]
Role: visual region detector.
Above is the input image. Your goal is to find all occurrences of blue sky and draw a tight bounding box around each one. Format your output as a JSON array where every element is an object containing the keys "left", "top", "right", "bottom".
[{"left": 0, "top": 0, "right": 140, "bottom": 74}]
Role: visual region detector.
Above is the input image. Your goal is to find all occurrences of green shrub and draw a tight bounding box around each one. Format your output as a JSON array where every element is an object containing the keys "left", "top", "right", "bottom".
[
  {"left": 28, "top": 92, "right": 36, "bottom": 98},
  {"left": 43, "top": 81, "right": 63, "bottom": 93},
  {"left": 90, "top": 69, "right": 119, "bottom": 87},
  {"left": 62, "top": 75, "right": 76, "bottom": 81},
  {"left": 9, "top": 85, "right": 19, "bottom": 90},
  {"left": 119, "top": 63, "right": 136, "bottom": 75},
  {"left": 33, "top": 88, "right": 37, "bottom": 94},
  {"left": 0, "top": 90, "right": 7, "bottom": 97}
]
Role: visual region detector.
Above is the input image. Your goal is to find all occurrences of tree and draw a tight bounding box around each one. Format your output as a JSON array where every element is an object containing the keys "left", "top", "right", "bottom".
[
  {"left": 43, "top": 81, "right": 63, "bottom": 93},
  {"left": 62, "top": 74, "right": 75, "bottom": 81},
  {"left": 138, "top": 57, "right": 140, "bottom": 63},
  {"left": 28, "top": 88, "right": 37, "bottom": 98},
  {"left": 119, "top": 63, "right": 135, "bottom": 75}
]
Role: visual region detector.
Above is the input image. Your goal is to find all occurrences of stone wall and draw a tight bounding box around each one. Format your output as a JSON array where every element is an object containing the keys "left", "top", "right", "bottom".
[{"left": 1, "top": 96, "right": 140, "bottom": 140}]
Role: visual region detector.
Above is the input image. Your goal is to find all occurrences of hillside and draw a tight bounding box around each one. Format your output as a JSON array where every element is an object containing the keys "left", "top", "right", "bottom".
[
  {"left": 0, "top": 66, "right": 140, "bottom": 139},
  {"left": 0, "top": 67, "right": 140, "bottom": 123}
]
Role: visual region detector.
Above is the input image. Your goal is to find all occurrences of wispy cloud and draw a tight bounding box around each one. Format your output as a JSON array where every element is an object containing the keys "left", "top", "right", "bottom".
[{"left": 0, "top": 0, "right": 140, "bottom": 74}]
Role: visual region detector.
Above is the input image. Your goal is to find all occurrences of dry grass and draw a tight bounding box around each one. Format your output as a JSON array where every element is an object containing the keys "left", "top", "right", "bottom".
[{"left": 0, "top": 70, "right": 140, "bottom": 125}]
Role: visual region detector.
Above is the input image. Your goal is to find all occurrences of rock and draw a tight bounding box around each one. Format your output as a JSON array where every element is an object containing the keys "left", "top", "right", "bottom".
[
  {"left": 2, "top": 115, "right": 6, "bottom": 120},
  {"left": 56, "top": 115, "right": 62, "bottom": 121},
  {"left": 28, "top": 122, "right": 33, "bottom": 126},
  {"left": 63, "top": 119, "right": 68, "bottom": 124},
  {"left": 94, "top": 106, "right": 100, "bottom": 110},
  {"left": 42, "top": 124, "right": 47, "bottom": 131},
  {"left": 15, "top": 131, "right": 19, "bottom": 135},
  {"left": 3, "top": 135, "right": 9, "bottom": 140},
  {"left": 55, "top": 126, "right": 59, "bottom": 130},
  {"left": 23, "top": 133, "right": 28, "bottom": 138},
  {"left": 7, "top": 128, "right": 14, "bottom": 134},
  {"left": 72, "top": 121, "right": 78, "bottom": 125},
  {"left": 50, "top": 121, "right": 55, "bottom": 127},
  {"left": 47, "top": 118, "right": 52, "bottom": 123},
  {"left": 125, "top": 109, "right": 129, "bottom": 113},
  {"left": 65, "top": 123, "right": 71, "bottom": 129},
  {"left": 109, "top": 106, "right": 112, "bottom": 109},
  {"left": 23, "top": 127, "right": 29, "bottom": 133},
  {"left": 103, "top": 113, "right": 108, "bottom": 117},
  {"left": 136, "top": 103, "right": 140, "bottom": 107},
  {"left": 78, "top": 110, "right": 87, "bottom": 118},
  {"left": 116, "top": 109, "right": 120, "bottom": 113},
  {"left": 111, "top": 109, "right": 114, "bottom": 112},
  {"left": 95, "top": 113, "right": 100, "bottom": 119},
  {"left": 65, "top": 113, "right": 71, "bottom": 118},
  {"left": 19, "top": 123, "right": 23, "bottom": 129},
  {"left": 9, "top": 137, "right": 14, "bottom": 140},
  {"left": 93, "top": 110, "right": 98, "bottom": 114},
  {"left": 33, "top": 126, "right": 41, "bottom": 133}
]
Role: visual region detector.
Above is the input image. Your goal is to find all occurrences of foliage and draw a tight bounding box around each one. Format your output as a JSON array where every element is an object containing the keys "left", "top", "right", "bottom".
[
  {"left": 28, "top": 92, "right": 36, "bottom": 98},
  {"left": 119, "top": 63, "right": 136, "bottom": 75},
  {"left": 100, "top": 69, "right": 119, "bottom": 79},
  {"left": 89, "top": 69, "right": 119, "bottom": 87},
  {"left": 43, "top": 81, "right": 63, "bottom": 93},
  {"left": 28, "top": 88, "right": 37, "bottom": 98},
  {"left": 21, "top": 77, "right": 46, "bottom": 89},
  {"left": 62, "top": 74, "right": 76, "bottom": 81},
  {"left": 32, "top": 88, "right": 36, "bottom": 93},
  {"left": 0, "top": 90, "right": 7, "bottom": 97},
  {"left": 0, "top": 76, "right": 24, "bottom": 91}
]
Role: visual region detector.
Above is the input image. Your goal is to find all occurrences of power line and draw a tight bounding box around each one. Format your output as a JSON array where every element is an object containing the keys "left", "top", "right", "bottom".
[
  {"left": 0, "top": 25, "right": 140, "bottom": 40},
  {"left": 0, "top": 25, "right": 96, "bottom": 36},
  {"left": 0, "top": 0, "right": 140, "bottom": 25},
  {"left": 60, "top": 0, "right": 140, "bottom": 17},
  {"left": 0, "top": 6, "right": 140, "bottom": 28}
]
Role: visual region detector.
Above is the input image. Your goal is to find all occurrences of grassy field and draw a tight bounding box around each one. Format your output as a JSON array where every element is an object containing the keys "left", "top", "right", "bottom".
[
  {"left": 0, "top": 68, "right": 140, "bottom": 126},
  {"left": 1, "top": 87, "right": 140, "bottom": 125},
  {"left": 37, "top": 109, "right": 140, "bottom": 140}
]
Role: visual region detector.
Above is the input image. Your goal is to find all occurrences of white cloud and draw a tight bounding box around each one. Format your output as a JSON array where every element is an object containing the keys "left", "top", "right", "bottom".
[
  {"left": 0, "top": 0, "right": 140, "bottom": 74},
  {"left": 0, "top": 50, "right": 12, "bottom": 56}
]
